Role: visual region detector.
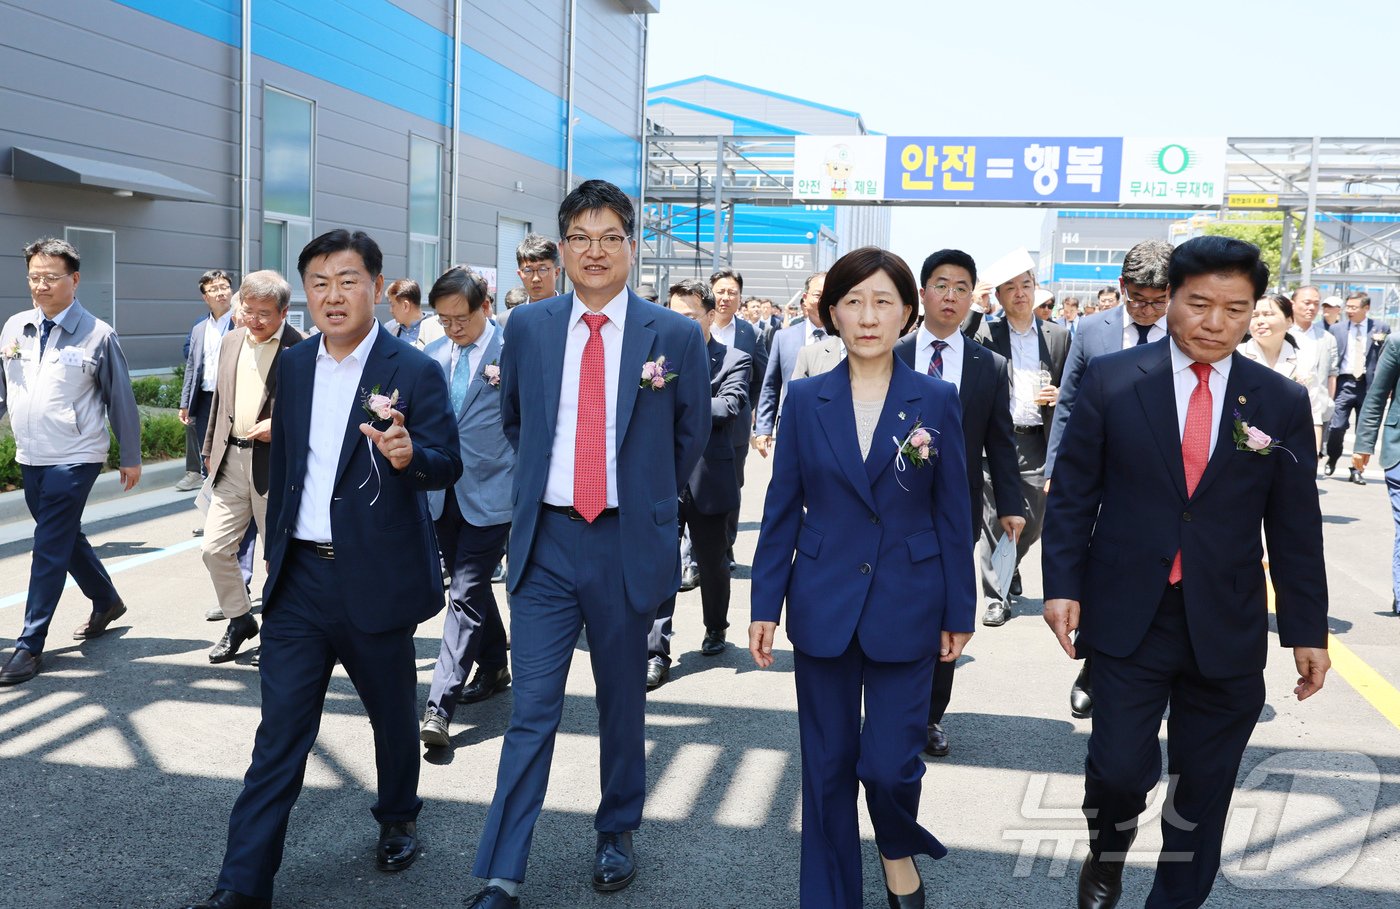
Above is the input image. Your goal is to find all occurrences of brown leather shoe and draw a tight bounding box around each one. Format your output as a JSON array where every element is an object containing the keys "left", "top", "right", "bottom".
[
  {"left": 73, "top": 600, "right": 128, "bottom": 639},
  {"left": 0, "top": 649, "right": 40, "bottom": 685}
]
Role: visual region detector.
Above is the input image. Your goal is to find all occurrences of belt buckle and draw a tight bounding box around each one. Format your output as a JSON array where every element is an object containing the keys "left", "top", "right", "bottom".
[
  {"left": 566, "top": 506, "right": 585, "bottom": 521},
  {"left": 314, "top": 542, "right": 335, "bottom": 559}
]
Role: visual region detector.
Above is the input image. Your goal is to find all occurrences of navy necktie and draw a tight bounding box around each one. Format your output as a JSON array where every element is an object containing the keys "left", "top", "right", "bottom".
[
  {"left": 928, "top": 339, "right": 948, "bottom": 378},
  {"left": 39, "top": 319, "right": 56, "bottom": 359},
  {"left": 1134, "top": 323, "right": 1152, "bottom": 346}
]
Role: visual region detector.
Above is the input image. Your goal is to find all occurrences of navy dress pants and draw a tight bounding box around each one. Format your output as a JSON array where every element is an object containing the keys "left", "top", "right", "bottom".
[
  {"left": 16, "top": 462, "right": 121, "bottom": 654},
  {"left": 1085, "top": 585, "right": 1265, "bottom": 909},
  {"left": 426, "top": 493, "right": 509, "bottom": 720},
  {"left": 793, "top": 637, "right": 946, "bottom": 909},
  {"left": 217, "top": 545, "right": 422, "bottom": 900},
  {"left": 473, "top": 510, "right": 650, "bottom": 883}
]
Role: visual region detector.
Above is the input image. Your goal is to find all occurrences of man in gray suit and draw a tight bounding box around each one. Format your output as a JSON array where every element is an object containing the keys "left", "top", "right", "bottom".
[
  {"left": 1354, "top": 332, "right": 1400, "bottom": 616},
  {"left": 420, "top": 267, "right": 515, "bottom": 746},
  {"left": 753, "top": 271, "right": 827, "bottom": 456},
  {"left": 1043, "top": 240, "right": 1170, "bottom": 717},
  {"left": 978, "top": 253, "right": 1069, "bottom": 627}
]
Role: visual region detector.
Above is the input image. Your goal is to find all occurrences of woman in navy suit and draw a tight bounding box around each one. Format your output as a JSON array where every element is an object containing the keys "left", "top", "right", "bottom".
[{"left": 750, "top": 247, "right": 975, "bottom": 908}]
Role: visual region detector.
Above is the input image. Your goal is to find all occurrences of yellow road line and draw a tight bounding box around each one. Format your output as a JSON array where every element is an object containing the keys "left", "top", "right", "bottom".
[{"left": 1267, "top": 566, "right": 1400, "bottom": 732}]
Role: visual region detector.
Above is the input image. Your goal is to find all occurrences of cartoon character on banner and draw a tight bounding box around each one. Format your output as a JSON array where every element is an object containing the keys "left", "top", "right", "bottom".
[{"left": 825, "top": 144, "right": 854, "bottom": 199}]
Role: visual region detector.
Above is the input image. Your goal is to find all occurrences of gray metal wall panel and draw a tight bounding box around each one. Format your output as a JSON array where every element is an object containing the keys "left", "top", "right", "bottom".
[
  {"left": 460, "top": 0, "right": 567, "bottom": 100},
  {"left": 574, "top": 0, "right": 645, "bottom": 137}
]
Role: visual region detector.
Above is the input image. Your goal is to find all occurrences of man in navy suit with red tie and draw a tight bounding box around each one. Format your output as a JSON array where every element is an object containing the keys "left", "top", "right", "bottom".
[
  {"left": 1043, "top": 236, "right": 1330, "bottom": 909},
  {"left": 465, "top": 181, "right": 710, "bottom": 909}
]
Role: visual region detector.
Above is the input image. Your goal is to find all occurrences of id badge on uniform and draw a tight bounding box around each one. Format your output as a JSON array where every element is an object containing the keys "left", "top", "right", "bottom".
[{"left": 59, "top": 347, "right": 85, "bottom": 367}]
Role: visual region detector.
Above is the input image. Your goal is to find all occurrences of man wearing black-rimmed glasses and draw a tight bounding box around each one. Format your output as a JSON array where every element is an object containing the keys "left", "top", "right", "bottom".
[{"left": 1045, "top": 239, "right": 1173, "bottom": 719}]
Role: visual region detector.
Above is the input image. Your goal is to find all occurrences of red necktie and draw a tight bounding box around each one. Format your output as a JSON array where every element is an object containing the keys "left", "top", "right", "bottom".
[
  {"left": 1169, "top": 362, "right": 1214, "bottom": 584},
  {"left": 574, "top": 313, "right": 609, "bottom": 522}
]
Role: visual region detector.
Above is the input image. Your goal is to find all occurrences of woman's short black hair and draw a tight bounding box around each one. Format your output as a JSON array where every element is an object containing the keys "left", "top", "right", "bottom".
[{"left": 817, "top": 246, "right": 919, "bottom": 337}]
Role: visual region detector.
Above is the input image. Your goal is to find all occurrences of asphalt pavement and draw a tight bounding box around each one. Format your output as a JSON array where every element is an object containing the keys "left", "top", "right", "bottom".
[{"left": 0, "top": 451, "right": 1397, "bottom": 908}]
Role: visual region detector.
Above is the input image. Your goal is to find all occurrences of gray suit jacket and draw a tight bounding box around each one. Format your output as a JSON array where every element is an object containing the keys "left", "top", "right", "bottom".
[
  {"left": 425, "top": 326, "right": 514, "bottom": 526},
  {"left": 792, "top": 335, "right": 845, "bottom": 379},
  {"left": 1046, "top": 308, "right": 1130, "bottom": 477}
]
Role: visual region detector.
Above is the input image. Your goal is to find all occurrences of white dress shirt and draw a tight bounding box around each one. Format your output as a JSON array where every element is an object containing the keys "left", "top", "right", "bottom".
[
  {"left": 1339, "top": 319, "right": 1369, "bottom": 376},
  {"left": 1120, "top": 307, "right": 1167, "bottom": 349},
  {"left": 797, "top": 318, "right": 826, "bottom": 346},
  {"left": 292, "top": 322, "right": 380, "bottom": 543},
  {"left": 451, "top": 320, "right": 494, "bottom": 388},
  {"left": 202, "top": 311, "right": 230, "bottom": 391},
  {"left": 1169, "top": 337, "right": 1230, "bottom": 456},
  {"left": 543, "top": 289, "right": 627, "bottom": 509},
  {"left": 712, "top": 317, "right": 736, "bottom": 349},
  {"left": 914, "top": 325, "right": 965, "bottom": 390},
  {"left": 1007, "top": 319, "right": 1043, "bottom": 426}
]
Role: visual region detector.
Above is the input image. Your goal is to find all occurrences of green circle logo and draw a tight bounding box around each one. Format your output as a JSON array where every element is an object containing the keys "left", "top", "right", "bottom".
[{"left": 1157, "top": 144, "right": 1191, "bottom": 175}]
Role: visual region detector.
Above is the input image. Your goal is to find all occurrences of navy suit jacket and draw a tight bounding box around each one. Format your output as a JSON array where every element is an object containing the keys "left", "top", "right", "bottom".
[
  {"left": 180, "top": 311, "right": 229, "bottom": 409},
  {"left": 723, "top": 316, "right": 767, "bottom": 447},
  {"left": 1046, "top": 308, "right": 1137, "bottom": 477},
  {"left": 895, "top": 333, "right": 1022, "bottom": 532},
  {"left": 751, "top": 356, "right": 976, "bottom": 662},
  {"left": 689, "top": 337, "right": 750, "bottom": 515},
  {"left": 756, "top": 320, "right": 817, "bottom": 435},
  {"left": 263, "top": 329, "right": 463, "bottom": 634},
  {"left": 1042, "top": 342, "right": 1328, "bottom": 678},
  {"left": 500, "top": 290, "right": 711, "bottom": 614},
  {"left": 1330, "top": 317, "right": 1390, "bottom": 383},
  {"left": 424, "top": 326, "right": 513, "bottom": 527}
]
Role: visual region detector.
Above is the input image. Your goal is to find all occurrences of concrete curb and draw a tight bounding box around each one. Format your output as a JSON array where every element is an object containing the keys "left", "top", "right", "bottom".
[{"left": 0, "top": 458, "right": 190, "bottom": 525}]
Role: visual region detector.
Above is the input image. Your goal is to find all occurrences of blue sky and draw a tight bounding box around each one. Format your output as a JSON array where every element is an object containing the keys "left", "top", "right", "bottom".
[{"left": 647, "top": 0, "right": 1397, "bottom": 269}]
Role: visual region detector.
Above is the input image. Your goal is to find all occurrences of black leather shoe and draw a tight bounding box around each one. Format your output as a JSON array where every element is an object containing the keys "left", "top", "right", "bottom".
[
  {"left": 593, "top": 831, "right": 636, "bottom": 892},
  {"left": 1349, "top": 467, "right": 1367, "bottom": 486},
  {"left": 922, "top": 723, "right": 949, "bottom": 757},
  {"left": 981, "top": 600, "right": 1011, "bottom": 626},
  {"left": 1324, "top": 459, "right": 1337, "bottom": 476},
  {"left": 462, "top": 665, "right": 511, "bottom": 704},
  {"left": 1070, "top": 663, "right": 1094, "bottom": 718},
  {"left": 180, "top": 890, "right": 270, "bottom": 909},
  {"left": 1009, "top": 570, "right": 1023, "bottom": 597},
  {"left": 1078, "top": 853, "right": 1126, "bottom": 909},
  {"left": 645, "top": 657, "right": 669, "bottom": 691},
  {"left": 250, "top": 649, "right": 260, "bottom": 667},
  {"left": 464, "top": 885, "right": 519, "bottom": 908},
  {"left": 886, "top": 879, "right": 925, "bottom": 909},
  {"left": 205, "top": 606, "right": 227, "bottom": 622},
  {"left": 0, "top": 649, "right": 40, "bottom": 685},
  {"left": 679, "top": 565, "right": 699, "bottom": 592},
  {"left": 700, "top": 629, "right": 726, "bottom": 656},
  {"left": 209, "top": 615, "right": 259, "bottom": 664},
  {"left": 74, "top": 600, "right": 127, "bottom": 639},
  {"left": 376, "top": 820, "right": 418, "bottom": 872}
]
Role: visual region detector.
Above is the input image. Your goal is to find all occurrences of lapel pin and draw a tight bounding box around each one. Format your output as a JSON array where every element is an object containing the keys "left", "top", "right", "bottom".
[
  {"left": 898, "top": 411, "right": 906, "bottom": 420},
  {"left": 1238, "top": 395, "right": 1246, "bottom": 404}
]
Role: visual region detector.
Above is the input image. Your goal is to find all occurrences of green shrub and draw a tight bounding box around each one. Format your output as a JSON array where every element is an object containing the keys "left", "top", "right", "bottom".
[
  {"left": 107, "top": 413, "right": 189, "bottom": 468},
  {"left": 0, "top": 435, "right": 20, "bottom": 489},
  {"left": 131, "top": 375, "right": 182, "bottom": 408}
]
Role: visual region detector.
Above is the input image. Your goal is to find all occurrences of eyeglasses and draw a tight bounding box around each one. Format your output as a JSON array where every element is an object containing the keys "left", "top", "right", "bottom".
[
  {"left": 26, "top": 273, "right": 72, "bottom": 287},
  {"left": 927, "top": 283, "right": 972, "bottom": 301},
  {"left": 1125, "top": 295, "right": 1168, "bottom": 310},
  {"left": 437, "top": 315, "right": 479, "bottom": 328},
  {"left": 563, "top": 234, "right": 628, "bottom": 255},
  {"left": 519, "top": 265, "right": 557, "bottom": 277}
]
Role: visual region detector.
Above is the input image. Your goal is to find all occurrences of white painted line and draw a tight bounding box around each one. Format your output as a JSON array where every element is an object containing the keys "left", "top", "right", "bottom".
[{"left": 0, "top": 537, "right": 204, "bottom": 610}]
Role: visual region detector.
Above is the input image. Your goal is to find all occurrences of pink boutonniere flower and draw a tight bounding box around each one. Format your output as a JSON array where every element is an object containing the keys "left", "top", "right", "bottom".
[
  {"left": 891, "top": 418, "right": 939, "bottom": 491},
  {"left": 482, "top": 361, "right": 500, "bottom": 387},
  {"left": 640, "top": 356, "right": 678, "bottom": 390},
  {"left": 1, "top": 340, "right": 21, "bottom": 361},
  {"left": 1231, "top": 410, "right": 1296, "bottom": 461},
  {"left": 361, "top": 385, "right": 402, "bottom": 424}
]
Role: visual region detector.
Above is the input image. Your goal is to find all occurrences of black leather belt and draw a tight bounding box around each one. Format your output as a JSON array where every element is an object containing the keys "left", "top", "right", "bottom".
[
  {"left": 542, "top": 503, "right": 619, "bottom": 521},
  {"left": 292, "top": 539, "right": 335, "bottom": 559},
  {"left": 1012, "top": 424, "right": 1043, "bottom": 435},
  {"left": 228, "top": 436, "right": 254, "bottom": 449}
]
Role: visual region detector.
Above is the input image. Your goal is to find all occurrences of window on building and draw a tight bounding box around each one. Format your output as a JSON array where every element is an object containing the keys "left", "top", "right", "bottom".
[
  {"left": 408, "top": 135, "right": 442, "bottom": 286},
  {"left": 262, "top": 87, "right": 314, "bottom": 299},
  {"left": 497, "top": 217, "right": 530, "bottom": 296},
  {"left": 65, "top": 227, "right": 116, "bottom": 326},
  {"left": 1064, "top": 249, "right": 1087, "bottom": 264}
]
